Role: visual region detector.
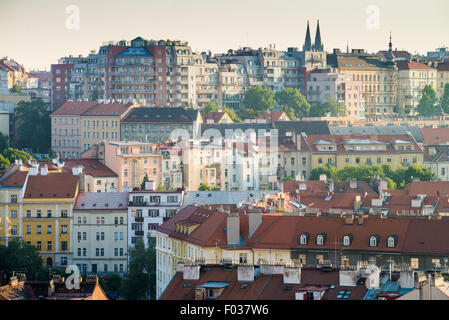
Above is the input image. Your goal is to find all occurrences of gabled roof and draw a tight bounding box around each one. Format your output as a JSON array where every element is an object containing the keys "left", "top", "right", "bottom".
[
  {"left": 421, "top": 128, "right": 449, "bottom": 145},
  {"left": 75, "top": 192, "right": 128, "bottom": 210},
  {"left": 396, "top": 61, "right": 435, "bottom": 71},
  {"left": 121, "top": 107, "right": 198, "bottom": 123},
  {"left": 24, "top": 174, "right": 78, "bottom": 199},
  {"left": 81, "top": 102, "right": 134, "bottom": 117},
  {"left": 64, "top": 159, "right": 118, "bottom": 177},
  {"left": 51, "top": 101, "right": 98, "bottom": 116},
  {"left": 202, "top": 112, "right": 226, "bottom": 123}
]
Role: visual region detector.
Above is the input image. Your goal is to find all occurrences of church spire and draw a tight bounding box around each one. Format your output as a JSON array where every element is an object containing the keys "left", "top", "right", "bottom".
[
  {"left": 313, "top": 20, "right": 323, "bottom": 51},
  {"left": 303, "top": 21, "right": 312, "bottom": 51},
  {"left": 385, "top": 32, "right": 396, "bottom": 68}
]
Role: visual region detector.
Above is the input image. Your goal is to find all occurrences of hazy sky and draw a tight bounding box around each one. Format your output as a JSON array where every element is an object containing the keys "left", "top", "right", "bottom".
[{"left": 1, "top": 0, "right": 448, "bottom": 71}]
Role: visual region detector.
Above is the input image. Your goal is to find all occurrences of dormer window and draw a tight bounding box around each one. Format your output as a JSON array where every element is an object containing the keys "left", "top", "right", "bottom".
[
  {"left": 299, "top": 232, "right": 310, "bottom": 245},
  {"left": 316, "top": 233, "right": 326, "bottom": 246},
  {"left": 387, "top": 235, "right": 397, "bottom": 248},
  {"left": 342, "top": 234, "right": 353, "bottom": 246},
  {"left": 369, "top": 235, "right": 379, "bottom": 247}
]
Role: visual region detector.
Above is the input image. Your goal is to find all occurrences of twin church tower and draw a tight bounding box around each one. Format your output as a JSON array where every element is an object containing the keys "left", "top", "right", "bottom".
[{"left": 303, "top": 20, "right": 324, "bottom": 52}]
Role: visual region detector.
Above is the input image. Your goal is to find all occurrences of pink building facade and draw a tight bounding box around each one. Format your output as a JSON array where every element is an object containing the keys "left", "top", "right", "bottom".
[{"left": 307, "top": 68, "right": 365, "bottom": 120}]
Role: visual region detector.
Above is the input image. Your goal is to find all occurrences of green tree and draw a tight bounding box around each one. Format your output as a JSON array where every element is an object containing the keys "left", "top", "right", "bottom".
[
  {"left": 240, "top": 86, "right": 276, "bottom": 119},
  {"left": 309, "top": 96, "right": 346, "bottom": 117},
  {"left": 141, "top": 174, "right": 150, "bottom": 190},
  {"left": 2, "top": 147, "right": 32, "bottom": 163},
  {"left": 198, "top": 183, "right": 212, "bottom": 191},
  {"left": 223, "top": 107, "right": 242, "bottom": 123},
  {"left": 440, "top": 83, "right": 449, "bottom": 114},
  {"left": 201, "top": 102, "right": 219, "bottom": 115},
  {"left": 274, "top": 88, "right": 310, "bottom": 119},
  {"left": 13, "top": 99, "right": 51, "bottom": 153},
  {"left": 157, "top": 184, "right": 165, "bottom": 190},
  {"left": 0, "top": 240, "right": 46, "bottom": 282},
  {"left": 416, "top": 84, "right": 438, "bottom": 117},
  {"left": 0, "top": 154, "right": 10, "bottom": 170},
  {"left": 10, "top": 84, "right": 21, "bottom": 94},
  {"left": 0, "top": 132, "right": 9, "bottom": 153},
  {"left": 121, "top": 237, "right": 156, "bottom": 300},
  {"left": 310, "top": 166, "right": 338, "bottom": 181}
]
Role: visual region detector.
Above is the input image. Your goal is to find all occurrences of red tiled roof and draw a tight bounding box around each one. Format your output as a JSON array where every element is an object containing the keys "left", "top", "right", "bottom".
[
  {"left": 202, "top": 112, "right": 226, "bottom": 123},
  {"left": 24, "top": 173, "right": 79, "bottom": 199},
  {"left": 63, "top": 159, "right": 118, "bottom": 177},
  {"left": 0, "top": 170, "right": 28, "bottom": 187},
  {"left": 403, "top": 181, "right": 449, "bottom": 197},
  {"left": 81, "top": 102, "right": 134, "bottom": 117},
  {"left": 396, "top": 61, "right": 435, "bottom": 70},
  {"left": 437, "top": 63, "right": 449, "bottom": 72},
  {"left": 160, "top": 266, "right": 368, "bottom": 300},
  {"left": 256, "top": 111, "right": 290, "bottom": 122},
  {"left": 421, "top": 128, "right": 449, "bottom": 145},
  {"left": 51, "top": 101, "right": 98, "bottom": 116}
]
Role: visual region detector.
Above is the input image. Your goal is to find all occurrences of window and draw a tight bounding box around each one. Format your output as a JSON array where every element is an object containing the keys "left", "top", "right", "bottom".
[
  {"left": 369, "top": 236, "right": 377, "bottom": 247},
  {"left": 317, "top": 235, "right": 324, "bottom": 245},
  {"left": 61, "top": 210, "right": 68, "bottom": 218},
  {"left": 11, "top": 225, "right": 17, "bottom": 235},
  {"left": 26, "top": 225, "right": 31, "bottom": 234},
  {"left": 47, "top": 210, "right": 52, "bottom": 218},
  {"left": 10, "top": 195, "right": 17, "bottom": 203},
  {"left": 47, "top": 225, "right": 52, "bottom": 234},
  {"left": 37, "top": 241, "right": 41, "bottom": 250},
  {"left": 37, "top": 225, "right": 41, "bottom": 234},
  {"left": 26, "top": 210, "right": 31, "bottom": 218},
  {"left": 37, "top": 210, "right": 41, "bottom": 218},
  {"left": 342, "top": 235, "right": 351, "bottom": 246},
  {"left": 337, "top": 290, "right": 352, "bottom": 299},
  {"left": 239, "top": 253, "right": 247, "bottom": 264},
  {"left": 61, "top": 225, "right": 68, "bottom": 234},
  {"left": 47, "top": 241, "right": 52, "bottom": 251},
  {"left": 61, "top": 256, "right": 67, "bottom": 266},
  {"left": 299, "top": 234, "right": 308, "bottom": 245},
  {"left": 387, "top": 236, "right": 396, "bottom": 248},
  {"left": 411, "top": 258, "right": 419, "bottom": 269},
  {"left": 61, "top": 241, "right": 68, "bottom": 251},
  {"left": 10, "top": 210, "right": 17, "bottom": 218}
]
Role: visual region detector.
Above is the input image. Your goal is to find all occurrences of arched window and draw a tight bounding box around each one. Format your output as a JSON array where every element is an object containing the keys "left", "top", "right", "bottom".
[
  {"left": 343, "top": 236, "right": 350, "bottom": 246},
  {"left": 317, "top": 235, "right": 324, "bottom": 246},
  {"left": 369, "top": 236, "right": 377, "bottom": 247},
  {"left": 387, "top": 236, "right": 395, "bottom": 248},
  {"left": 300, "top": 234, "right": 307, "bottom": 245}
]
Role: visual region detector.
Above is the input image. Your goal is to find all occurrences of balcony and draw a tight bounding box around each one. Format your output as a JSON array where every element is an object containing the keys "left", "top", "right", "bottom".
[
  {"left": 135, "top": 230, "right": 144, "bottom": 236},
  {"left": 135, "top": 217, "right": 144, "bottom": 222},
  {"left": 129, "top": 201, "right": 147, "bottom": 206}
]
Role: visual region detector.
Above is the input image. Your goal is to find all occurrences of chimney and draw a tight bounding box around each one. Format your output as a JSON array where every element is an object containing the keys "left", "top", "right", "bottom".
[
  {"left": 339, "top": 267, "right": 359, "bottom": 287},
  {"left": 295, "top": 133, "right": 302, "bottom": 151},
  {"left": 349, "top": 178, "right": 357, "bottom": 189},
  {"left": 183, "top": 264, "right": 200, "bottom": 280},
  {"left": 328, "top": 179, "right": 334, "bottom": 193},
  {"left": 400, "top": 268, "right": 415, "bottom": 289},
  {"left": 79, "top": 173, "right": 86, "bottom": 192},
  {"left": 248, "top": 211, "right": 262, "bottom": 238},
  {"left": 145, "top": 181, "right": 155, "bottom": 191},
  {"left": 237, "top": 265, "right": 254, "bottom": 282},
  {"left": 29, "top": 166, "right": 39, "bottom": 176},
  {"left": 283, "top": 266, "right": 301, "bottom": 284},
  {"left": 378, "top": 179, "right": 387, "bottom": 195},
  {"left": 260, "top": 264, "right": 285, "bottom": 275},
  {"left": 40, "top": 165, "right": 48, "bottom": 176},
  {"left": 72, "top": 166, "right": 83, "bottom": 176},
  {"left": 360, "top": 265, "right": 380, "bottom": 289},
  {"left": 226, "top": 212, "right": 240, "bottom": 245},
  {"left": 357, "top": 215, "right": 364, "bottom": 225},
  {"left": 344, "top": 214, "right": 354, "bottom": 225},
  {"left": 319, "top": 174, "right": 327, "bottom": 182}
]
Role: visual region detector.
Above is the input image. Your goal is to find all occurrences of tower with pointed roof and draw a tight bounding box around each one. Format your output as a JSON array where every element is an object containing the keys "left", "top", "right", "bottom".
[
  {"left": 385, "top": 33, "right": 396, "bottom": 68},
  {"left": 303, "top": 21, "right": 312, "bottom": 51},
  {"left": 313, "top": 20, "right": 324, "bottom": 51}
]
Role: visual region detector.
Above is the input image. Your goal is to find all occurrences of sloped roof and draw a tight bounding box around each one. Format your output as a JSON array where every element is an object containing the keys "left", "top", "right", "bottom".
[
  {"left": 24, "top": 173, "right": 78, "bottom": 199},
  {"left": 75, "top": 192, "right": 128, "bottom": 210},
  {"left": 121, "top": 107, "right": 198, "bottom": 123},
  {"left": 396, "top": 61, "right": 435, "bottom": 70},
  {"left": 421, "top": 128, "right": 449, "bottom": 145},
  {"left": 81, "top": 102, "right": 134, "bottom": 117},
  {"left": 51, "top": 101, "right": 98, "bottom": 116},
  {"left": 64, "top": 159, "right": 118, "bottom": 177}
]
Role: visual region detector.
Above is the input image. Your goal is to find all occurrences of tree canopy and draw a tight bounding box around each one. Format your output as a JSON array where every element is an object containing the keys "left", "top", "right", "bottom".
[
  {"left": 440, "top": 83, "right": 449, "bottom": 114},
  {"left": 200, "top": 102, "right": 219, "bottom": 115},
  {"left": 309, "top": 96, "right": 347, "bottom": 117},
  {"left": 416, "top": 84, "right": 438, "bottom": 117},
  {"left": 2, "top": 147, "right": 32, "bottom": 164},
  {"left": 274, "top": 88, "right": 310, "bottom": 119},
  {"left": 240, "top": 86, "right": 276, "bottom": 119},
  {"left": 310, "top": 163, "right": 435, "bottom": 189},
  {"left": 13, "top": 100, "right": 51, "bottom": 153}
]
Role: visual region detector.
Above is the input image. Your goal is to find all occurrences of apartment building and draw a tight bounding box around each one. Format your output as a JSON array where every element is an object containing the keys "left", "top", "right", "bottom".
[
  {"left": 128, "top": 186, "right": 183, "bottom": 248},
  {"left": 159, "top": 145, "right": 183, "bottom": 190},
  {"left": 396, "top": 61, "right": 437, "bottom": 115},
  {"left": 51, "top": 101, "right": 98, "bottom": 158},
  {"left": 50, "top": 64, "right": 74, "bottom": 110},
  {"left": 73, "top": 192, "right": 129, "bottom": 274},
  {"left": 327, "top": 38, "right": 397, "bottom": 118},
  {"left": 437, "top": 62, "right": 449, "bottom": 98},
  {"left": 80, "top": 101, "right": 137, "bottom": 152},
  {"left": 21, "top": 167, "right": 79, "bottom": 269},
  {"left": 303, "top": 134, "right": 424, "bottom": 170},
  {"left": 120, "top": 106, "right": 201, "bottom": 143},
  {"left": 306, "top": 68, "right": 365, "bottom": 120},
  {"left": 155, "top": 205, "right": 449, "bottom": 298},
  {"left": 84, "top": 140, "right": 163, "bottom": 192}
]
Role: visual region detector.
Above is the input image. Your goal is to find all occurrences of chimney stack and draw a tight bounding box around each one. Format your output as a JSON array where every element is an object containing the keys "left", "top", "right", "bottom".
[
  {"left": 237, "top": 265, "right": 254, "bottom": 282},
  {"left": 226, "top": 212, "right": 240, "bottom": 245},
  {"left": 248, "top": 211, "right": 262, "bottom": 238}
]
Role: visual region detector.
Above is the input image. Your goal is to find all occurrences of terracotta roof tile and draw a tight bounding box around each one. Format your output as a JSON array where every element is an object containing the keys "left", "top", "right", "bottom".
[{"left": 24, "top": 173, "right": 79, "bottom": 199}]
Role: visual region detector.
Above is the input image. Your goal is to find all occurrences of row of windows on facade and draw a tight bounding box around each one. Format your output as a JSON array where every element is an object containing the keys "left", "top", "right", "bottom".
[
  {"left": 26, "top": 240, "right": 68, "bottom": 251},
  {"left": 299, "top": 233, "right": 397, "bottom": 247},
  {"left": 83, "top": 120, "right": 119, "bottom": 128},
  {"left": 76, "top": 216, "right": 124, "bottom": 224},
  {"left": 76, "top": 231, "right": 124, "bottom": 241},
  {"left": 124, "top": 168, "right": 158, "bottom": 177},
  {"left": 76, "top": 263, "right": 124, "bottom": 273},
  {"left": 123, "top": 124, "right": 193, "bottom": 133},
  {"left": 18, "top": 224, "right": 68, "bottom": 235},
  {"left": 132, "top": 195, "right": 179, "bottom": 204},
  {"left": 76, "top": 247, "right": 125, "bottom": 257},
  {"left": 317, "top": 156, "right": 418, "bottom": 165},
  {"left": 23, "top": 210, "right": 69, "bottom": 218},
  {"left": 131, "top": 222, "right": 162, "bottom": 231}
]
